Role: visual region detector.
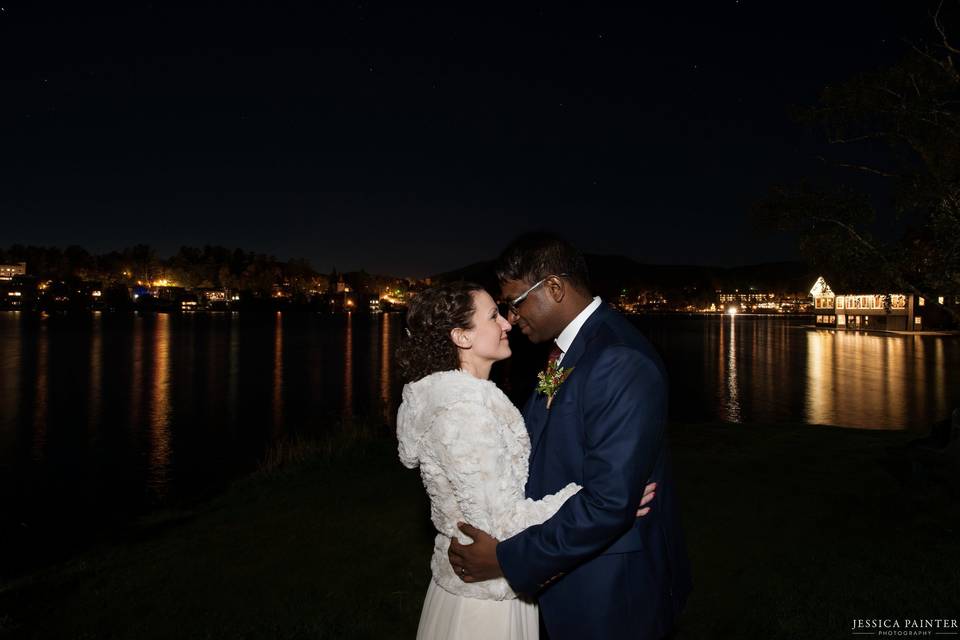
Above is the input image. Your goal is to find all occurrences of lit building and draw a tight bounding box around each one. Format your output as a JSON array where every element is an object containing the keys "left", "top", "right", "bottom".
[
  {"left": 717, "top": 289, "right": 802, "bottom": 313},
  {"left": 717, "top": 290, "right": 778, "bottom": 306},
  {"left": 0, "top": 262, "right": 26, "bottom": 280},
  {"left": 201, "top": 289, "right": 228, "bottom": 303},
  {"left": 809, "top": 277, "right": 836, "bottom": 325},
  {"left": 809, "top": 277, "right": 936, "bottom": 331}
]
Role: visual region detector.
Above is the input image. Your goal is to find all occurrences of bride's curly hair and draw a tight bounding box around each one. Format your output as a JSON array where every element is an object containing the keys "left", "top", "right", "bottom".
[{"left": 397, "top": 281, "right": 485, "bottom": 383}]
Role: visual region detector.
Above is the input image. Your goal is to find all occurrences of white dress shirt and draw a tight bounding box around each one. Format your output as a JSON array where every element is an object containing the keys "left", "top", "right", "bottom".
[{"left": 554, "top": 296, "right": 603, "bottom": 365}]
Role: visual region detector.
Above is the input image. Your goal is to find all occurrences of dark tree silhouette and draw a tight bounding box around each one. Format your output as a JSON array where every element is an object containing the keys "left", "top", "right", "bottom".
[{"left": 754, "top": 2, "right": 960, "bottom": 325}]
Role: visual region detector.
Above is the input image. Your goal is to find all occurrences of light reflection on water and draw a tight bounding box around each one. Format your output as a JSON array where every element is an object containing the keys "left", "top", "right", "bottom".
[
  {"left": 227, "top": 312, "right": 240, "bottom": 427},
  {"left": 0, "top": 316, "right": 20, "bottom": 457},
  {"left": 148, "top": 314, "right": 172, "bottom": 498},
  {"left": 343, "top": 312, "right": 353, "bottom": 417},
  {"left": 273, "top": 312, "right": 283, "bottom": 435},
  {"left": 801, "top": 329, "right": 933, "bottom": 429},
  {"left": 380, "top": 313, "right": 393, "bottom": 424},
  {"left": 1, "top": 312, "right": 958, "bottom": 511},
  {"left": 89, "top": 313, "right": 102, "bottom": 434},
  {"left": 722, "top": 314, "right": 741, "bottom": 423},
  {"left": 632, "top": 314, "right": 959, "bottom": 431},
  {"left": 32, "top": 324, "right": 48, "bottom": 461}
]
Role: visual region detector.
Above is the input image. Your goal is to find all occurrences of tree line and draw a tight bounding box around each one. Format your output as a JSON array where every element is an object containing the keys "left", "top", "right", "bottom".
[{"left": 0, "top": 244, "right": 327, "bottom": 295}]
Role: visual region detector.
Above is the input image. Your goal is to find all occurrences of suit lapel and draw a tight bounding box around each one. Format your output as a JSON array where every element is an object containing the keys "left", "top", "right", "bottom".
[
  {"left": 526, "top": 304, "right": 609, "bottom": 460},
  {"left": 524, "top": 391, "right": 549, "bottom": 455}
]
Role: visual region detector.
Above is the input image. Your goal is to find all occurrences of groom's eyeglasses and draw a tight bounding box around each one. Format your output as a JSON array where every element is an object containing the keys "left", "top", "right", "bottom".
[{"left": 500, "top": 274, "right": 569, "bottom": 318}]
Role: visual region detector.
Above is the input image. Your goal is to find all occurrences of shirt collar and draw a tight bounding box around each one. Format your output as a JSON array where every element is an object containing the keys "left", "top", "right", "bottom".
[{"left": 555, "top": 296, "right": 603, "bottom": 358}]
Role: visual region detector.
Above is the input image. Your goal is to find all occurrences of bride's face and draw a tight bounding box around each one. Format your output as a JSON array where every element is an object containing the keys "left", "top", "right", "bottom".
[{"left": 454, "top": 290, "right": 512, "bottom": 364}]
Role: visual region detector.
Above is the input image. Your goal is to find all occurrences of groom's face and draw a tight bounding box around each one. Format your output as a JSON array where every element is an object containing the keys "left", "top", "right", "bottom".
[{"left": 499, "top": 278, "right": 558, "bottom": 344}]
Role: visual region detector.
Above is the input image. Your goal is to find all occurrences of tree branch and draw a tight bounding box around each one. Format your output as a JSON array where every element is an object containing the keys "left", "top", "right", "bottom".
[
  {"left": 816, "top": 156, "right": 900, "bottom": 177},
  {"left": 825, "top": 133, "right": 887, "bottom": 144},
  {"left": 933, "top": 0, "right": 960, "bottom": 55}
]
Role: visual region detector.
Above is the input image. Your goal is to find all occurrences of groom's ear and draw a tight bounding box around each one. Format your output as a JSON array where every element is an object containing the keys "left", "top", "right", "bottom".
[{"left": 546, "top": 276, "right": 565, "bottom": 303}]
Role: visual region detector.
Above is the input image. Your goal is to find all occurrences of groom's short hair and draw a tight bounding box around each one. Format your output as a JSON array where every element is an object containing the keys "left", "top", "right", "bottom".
[{"left": 496, "top": 232, "right": 592, "bottom": 294}]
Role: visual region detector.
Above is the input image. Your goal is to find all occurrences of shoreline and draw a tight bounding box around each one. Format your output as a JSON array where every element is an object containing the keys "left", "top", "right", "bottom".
[{"left": 801, "top": 324, "right": 960, "bottom": 337}]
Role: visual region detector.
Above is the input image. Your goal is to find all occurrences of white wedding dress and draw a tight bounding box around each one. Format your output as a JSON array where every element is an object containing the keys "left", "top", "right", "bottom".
[{"left": 397, "top": 370, "right": 580, "bottom": 640}]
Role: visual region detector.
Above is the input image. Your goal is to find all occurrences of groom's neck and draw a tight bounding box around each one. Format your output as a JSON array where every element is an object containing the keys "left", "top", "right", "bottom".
[{"left": 553, "top": 290, "right": 594, "bottom": 335}]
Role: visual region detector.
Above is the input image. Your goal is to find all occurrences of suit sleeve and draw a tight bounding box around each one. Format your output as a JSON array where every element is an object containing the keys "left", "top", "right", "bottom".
[
  {"left": 430, "top": 402, "right": 581, "bottom": 542},
  {"left": 495, "top": 345, "right": 667, "bottom": 594}
]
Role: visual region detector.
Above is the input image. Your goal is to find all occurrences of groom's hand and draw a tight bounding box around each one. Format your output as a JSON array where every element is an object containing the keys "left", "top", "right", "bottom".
[{"left": 448, "top": 522, "right": 503, "bottom": 583}]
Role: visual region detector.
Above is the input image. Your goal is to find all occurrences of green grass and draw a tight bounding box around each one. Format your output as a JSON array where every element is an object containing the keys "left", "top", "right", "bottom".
[
  {"left": 0, "top": 440, "right": 434, "bottom": 640},
  {"left": 1, "top": 423, "right": 957, "bottom": 640},
  {"left": 671, "top": 424, "right": 959, "bottom": 640}
]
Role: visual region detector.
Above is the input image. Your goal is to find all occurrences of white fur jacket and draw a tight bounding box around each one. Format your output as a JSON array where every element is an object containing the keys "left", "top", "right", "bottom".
[{"left": 397, "top": 369, "right": 580, "bottom": 601}]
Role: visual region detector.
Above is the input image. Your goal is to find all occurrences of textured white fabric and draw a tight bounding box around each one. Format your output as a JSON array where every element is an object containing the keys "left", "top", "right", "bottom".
[
  {"left": 397, "top": 369, "right": 581, "bottom": 601},
  {"left": 415, "top": 579, "right": 538, "bottom": 640}
]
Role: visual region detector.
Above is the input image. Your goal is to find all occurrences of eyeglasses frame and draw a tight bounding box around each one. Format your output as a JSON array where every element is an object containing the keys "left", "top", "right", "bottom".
[{"left": 503, "top": 273, "right": 569, "bottom": 318}]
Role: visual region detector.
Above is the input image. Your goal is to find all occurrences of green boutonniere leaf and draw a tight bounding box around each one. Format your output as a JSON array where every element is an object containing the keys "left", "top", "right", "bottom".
[{"left": 536, "top": 361, "right": 574, "bottom": 409}]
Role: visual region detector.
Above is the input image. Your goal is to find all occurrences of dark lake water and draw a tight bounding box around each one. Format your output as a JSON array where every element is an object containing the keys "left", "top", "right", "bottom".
[{"left": 1, "top": 310, "right": 958, "bottom": 573}]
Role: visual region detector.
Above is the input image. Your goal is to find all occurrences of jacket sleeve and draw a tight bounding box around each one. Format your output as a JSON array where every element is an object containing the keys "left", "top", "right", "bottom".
[
  {"left": 495, "top": 345, "right": 667, "bottom": 594},
  {"left": 430, "top": 401, "right": 581, "bottom": 542}
]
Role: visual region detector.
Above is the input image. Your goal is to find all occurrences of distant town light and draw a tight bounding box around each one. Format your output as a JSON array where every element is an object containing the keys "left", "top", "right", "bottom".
[{"left": 727, "top": 307, "right": 738, "bottom": 315}]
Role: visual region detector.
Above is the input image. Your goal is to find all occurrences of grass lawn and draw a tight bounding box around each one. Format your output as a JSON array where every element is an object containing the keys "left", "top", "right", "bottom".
[{"left": 1, "top": 422, "right": 957, "bottom": 639}]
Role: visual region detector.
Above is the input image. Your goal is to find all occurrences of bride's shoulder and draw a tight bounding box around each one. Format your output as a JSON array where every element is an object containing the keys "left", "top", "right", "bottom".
[{"left": 407, "top": 370, "right": 499, "bottom": 404}]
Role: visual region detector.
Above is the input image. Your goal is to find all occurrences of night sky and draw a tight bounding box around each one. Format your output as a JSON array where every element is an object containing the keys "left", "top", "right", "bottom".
[{"left": 0, "top": 1, "right": 935, "bottom": 276}]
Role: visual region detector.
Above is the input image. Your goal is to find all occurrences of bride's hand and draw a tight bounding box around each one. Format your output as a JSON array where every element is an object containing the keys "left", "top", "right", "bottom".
[{"left": 636, "top": 482, "right": 656, "bottom": 517}]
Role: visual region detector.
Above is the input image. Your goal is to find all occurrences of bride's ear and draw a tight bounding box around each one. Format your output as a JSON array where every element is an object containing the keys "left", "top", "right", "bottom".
[{"left": 450, "top": 327, "right": 472, "bottom": 349}]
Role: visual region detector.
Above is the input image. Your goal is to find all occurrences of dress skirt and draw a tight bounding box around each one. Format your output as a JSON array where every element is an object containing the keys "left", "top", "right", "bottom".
[{"left": 415, "top": 579, "right": 539, "bottom": 640}]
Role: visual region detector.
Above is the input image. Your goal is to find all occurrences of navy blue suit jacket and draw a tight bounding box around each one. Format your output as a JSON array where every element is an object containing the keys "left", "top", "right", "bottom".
[{"left": 497, "top": 304, "right": 692, "bottom": 639}]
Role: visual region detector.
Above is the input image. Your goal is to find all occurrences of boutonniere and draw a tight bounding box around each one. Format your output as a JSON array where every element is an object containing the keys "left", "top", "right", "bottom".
[{"left": 537, "top": 361, "right": 574, "bottom": 409}]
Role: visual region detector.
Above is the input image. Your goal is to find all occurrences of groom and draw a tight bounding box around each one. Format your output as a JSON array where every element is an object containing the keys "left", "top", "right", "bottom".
[{"left": 448, "top": 233, "right": 692, "bottom": 639}]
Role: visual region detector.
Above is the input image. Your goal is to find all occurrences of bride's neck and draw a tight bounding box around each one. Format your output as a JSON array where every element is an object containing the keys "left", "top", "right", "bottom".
[{"left": 459, "top": 359, "right": 492, "bottom": 380}]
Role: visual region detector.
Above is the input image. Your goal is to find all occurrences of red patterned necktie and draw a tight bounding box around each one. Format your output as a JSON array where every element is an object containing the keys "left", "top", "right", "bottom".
[{"left": 547, "top": 343, "right": 563, "bottom": 366}]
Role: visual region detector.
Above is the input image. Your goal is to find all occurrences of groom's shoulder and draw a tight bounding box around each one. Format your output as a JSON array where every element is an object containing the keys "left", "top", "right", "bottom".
[
  {"left": 589, "top": 306, "right": 652, "bottom": 350},
  {"left": 585, "top": 310, "right": 665, "bottom": 374}
]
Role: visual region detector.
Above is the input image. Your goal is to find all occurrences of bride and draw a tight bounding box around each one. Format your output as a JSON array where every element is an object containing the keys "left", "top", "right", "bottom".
[{"left": 395, "top": 282, "right": 651, "bottom": 639}]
